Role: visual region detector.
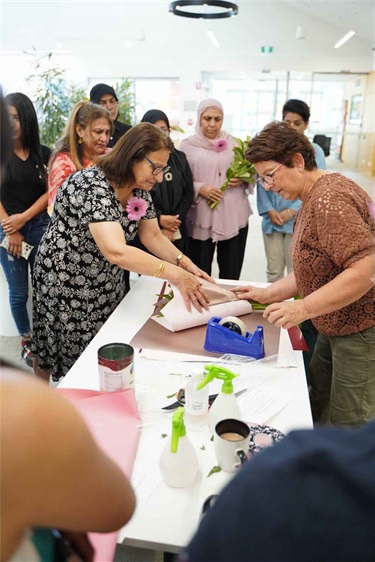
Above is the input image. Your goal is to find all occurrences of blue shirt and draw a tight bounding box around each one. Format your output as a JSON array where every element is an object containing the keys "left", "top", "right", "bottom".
[{"left": 257, "top": 142, "right": 327, "bottom": 235}]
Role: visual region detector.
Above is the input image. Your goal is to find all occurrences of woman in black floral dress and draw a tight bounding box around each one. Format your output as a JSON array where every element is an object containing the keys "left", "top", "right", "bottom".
[{"left": 32, "top": 123, "right": 211, "bottom": 382}]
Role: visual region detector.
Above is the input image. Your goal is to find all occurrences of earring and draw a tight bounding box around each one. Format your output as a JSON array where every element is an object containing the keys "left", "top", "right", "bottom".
[
  {"left": 298, "top": 168, "right": 302, "bottom": 172},
  {"left": 78, "top": 137, "right": 83, "bottom": 144}
]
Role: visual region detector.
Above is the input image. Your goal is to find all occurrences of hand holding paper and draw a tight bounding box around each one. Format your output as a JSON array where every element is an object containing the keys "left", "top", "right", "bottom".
[{"left": 152, "top": 278, "right": 253, "bottom": 332}]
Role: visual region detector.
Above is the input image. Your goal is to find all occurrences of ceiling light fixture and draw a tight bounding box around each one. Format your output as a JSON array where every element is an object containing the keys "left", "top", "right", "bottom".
[
  {"left": 169, "top": 1, "right": 238, "bottom": 19},
  {"left": 206, "top": 29, "right": 220, "bottom": 47},
  {"left": 334, "top": 30, "right": 355, "bottom": 49}
]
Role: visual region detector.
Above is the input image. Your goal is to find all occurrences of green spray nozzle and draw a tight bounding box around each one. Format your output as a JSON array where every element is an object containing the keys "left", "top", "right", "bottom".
[
  {"left": 170, "top": 406, "right": 186, "bottom": 453},
  {"left": 196, "top": 364, "right": 239, "bottom": 394}
]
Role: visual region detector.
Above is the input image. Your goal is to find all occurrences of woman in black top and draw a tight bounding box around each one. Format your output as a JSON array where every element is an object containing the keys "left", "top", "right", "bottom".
[
  {"left": 140, "top": 109, "right": 194, "bottom": 252},
  {"left": 0, "top": 92, "right": 50, "bottom": 367}
]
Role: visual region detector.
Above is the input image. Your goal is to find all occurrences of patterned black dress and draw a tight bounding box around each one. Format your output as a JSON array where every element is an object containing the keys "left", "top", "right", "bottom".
[{"left": 32, "top": 166, "right": 156, "bottom": 380}]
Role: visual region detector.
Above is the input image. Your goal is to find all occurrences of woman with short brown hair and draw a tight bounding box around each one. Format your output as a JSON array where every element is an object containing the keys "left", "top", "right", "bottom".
[
  {"left": 234, "top": 121, "right": 375, "bottom": 427},
  {"left": 33, "top": 123, "right": 211, "bottom": 382}
]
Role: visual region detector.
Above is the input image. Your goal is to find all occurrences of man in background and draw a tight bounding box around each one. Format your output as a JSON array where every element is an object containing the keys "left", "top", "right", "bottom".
[{"left": 89, "top": 83, "right": 131, "bottom": 147}]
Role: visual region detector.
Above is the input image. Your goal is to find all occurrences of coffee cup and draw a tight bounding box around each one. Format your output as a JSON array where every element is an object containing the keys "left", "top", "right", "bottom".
[
  {"left": 98, "top": 343, "right": 134, "bottom": 392},
  {"left": 214, "top": 419, "right": 250, "bottom": 473}
]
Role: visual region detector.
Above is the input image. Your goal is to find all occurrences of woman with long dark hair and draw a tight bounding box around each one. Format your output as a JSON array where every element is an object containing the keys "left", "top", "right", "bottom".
[
  {"left": 140, "top": 109, "right": 194, "bottom": 252},
  {"left": 0, "top": 92, "right": 50, "bottom": 366}
]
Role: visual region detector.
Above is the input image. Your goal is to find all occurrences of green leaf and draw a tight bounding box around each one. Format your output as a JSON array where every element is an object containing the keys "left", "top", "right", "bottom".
[
  {"left": 210, "top": 435, "right": 214, "bottom": 442},
  {"left": 200, "top": 445, "right": 206, "bottom": 451},
  {"left": 207, "top": 465, "right": 222, "bottom": 477},
  {"left": 166, "top": 393, "right": 176, "bottom": 399},
  {"left": 161, "top": 433, "right": 168, "bottom": 439}
]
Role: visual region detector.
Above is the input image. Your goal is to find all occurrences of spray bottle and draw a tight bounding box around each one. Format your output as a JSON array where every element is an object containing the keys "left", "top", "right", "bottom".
[
  {"left": 159, "top": 407, "right": 199, "bottom": 487},
  {"left": 184, "top": 367, "right": 209, "bottom": 431},
  {"left": 197, "top": 365, "right": 242, "bottom": 434}
]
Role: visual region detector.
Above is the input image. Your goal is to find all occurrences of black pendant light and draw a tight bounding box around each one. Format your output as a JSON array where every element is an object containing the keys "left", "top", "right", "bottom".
[{"left": 169, "top": 1, "right": 238, "bottom": 19}]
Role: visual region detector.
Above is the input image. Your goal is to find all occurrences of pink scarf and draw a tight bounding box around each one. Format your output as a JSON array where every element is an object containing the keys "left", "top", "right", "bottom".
[{"left": 186, "top": 98, "right": 232, "bottom": 150}]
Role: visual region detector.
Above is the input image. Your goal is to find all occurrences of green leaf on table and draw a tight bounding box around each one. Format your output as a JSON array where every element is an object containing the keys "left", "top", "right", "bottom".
[
  {"left": 207, "top": 465, "right": 222, "bottom": 477},
  {"left": 161, "top": 433, "right": 168, "bottom": 439},
  {"left": 166, "top": 393, "right": 176, "bottom": 399},
  {"left": 210, "top": 435, "right": 214, "bottom": 442},
  {"left": 200, "top": 445, "right": 206, "bottom": 451}
]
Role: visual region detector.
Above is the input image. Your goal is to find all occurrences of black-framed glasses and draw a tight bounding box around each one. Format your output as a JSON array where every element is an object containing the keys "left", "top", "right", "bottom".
[
  {"left": 144, "top": 155, "right": 170, "bottom": 176},
  {"left": 258, "top": 162, "right": 284, "bottom": 188}
]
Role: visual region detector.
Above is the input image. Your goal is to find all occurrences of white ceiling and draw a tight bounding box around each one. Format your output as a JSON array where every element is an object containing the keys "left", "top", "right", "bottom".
[{"left": 1, "top": 0, "right": 374, "bottom": 79}]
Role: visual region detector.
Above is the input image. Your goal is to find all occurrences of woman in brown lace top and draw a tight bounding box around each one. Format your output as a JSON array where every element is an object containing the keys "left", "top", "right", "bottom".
[{"left": 233, "top": 121, "right": 375, "bottom": 427}]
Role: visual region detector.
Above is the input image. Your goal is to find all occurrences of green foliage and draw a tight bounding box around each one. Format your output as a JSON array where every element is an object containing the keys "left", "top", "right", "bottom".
[
  {"left": 26, "top": 52, "right": 136, "bottom": 148},
  {"left": 207, "top": 465, "right": 222, "bottom": 477},
  {"left": 113, "top": 77, "right": 136, "bottom": 125},
  {"left": 26, "top": 51, "right": 86, "bottom": 149},
  {"left": 209, "top": 136, "right": 257, "bottom": 210}
]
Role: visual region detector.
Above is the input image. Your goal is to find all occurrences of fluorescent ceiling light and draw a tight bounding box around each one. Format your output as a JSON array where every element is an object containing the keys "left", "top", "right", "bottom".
[
  {"left": 207, "top": 29, "right": 220, "bottom": 48},
  {"left": 334, "top": 30, "right": 355, "bottom": 49}
]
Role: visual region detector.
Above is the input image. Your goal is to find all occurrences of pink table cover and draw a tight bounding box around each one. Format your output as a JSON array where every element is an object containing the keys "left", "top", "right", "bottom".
[{"left": 57, "top": 388, "right": 141, "bottom": 562}]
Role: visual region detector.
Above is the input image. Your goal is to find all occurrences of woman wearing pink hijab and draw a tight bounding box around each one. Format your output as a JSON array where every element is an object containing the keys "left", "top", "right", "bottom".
[{"left": 180, "top": 99, "right": 253, "bottom": 279}]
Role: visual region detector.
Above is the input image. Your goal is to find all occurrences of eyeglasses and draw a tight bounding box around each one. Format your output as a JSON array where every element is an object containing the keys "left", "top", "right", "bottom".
[
  {"left": 144, "top": 155, "right": 170, "bottom": 176},
  {"left": 258, "top": 162, "right": 284, "bottom": 188}
]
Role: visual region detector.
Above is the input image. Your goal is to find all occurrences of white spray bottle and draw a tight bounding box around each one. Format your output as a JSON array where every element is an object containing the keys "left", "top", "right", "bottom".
[
  {"left": 184, "top": 368, "right": 209, "bottom": 431},
  {"left": 197, "top": 365, "right": 242, "bottom": 435},
  {"left": 159, "top": 407, "right": 199, "bottom": 488}
]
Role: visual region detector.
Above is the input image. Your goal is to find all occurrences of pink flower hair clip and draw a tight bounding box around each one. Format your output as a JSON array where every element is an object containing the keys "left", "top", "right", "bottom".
[
  {"left": 212, "top": 138, "right": 228, "bottom": 152},
  {"left": 126, "top": 197, "right": 149, "bottom": 221}
]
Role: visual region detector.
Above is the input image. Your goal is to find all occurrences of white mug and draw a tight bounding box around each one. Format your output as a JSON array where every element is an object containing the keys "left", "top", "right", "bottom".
[{"left": 214, "top": 419, "right": 250, "bottom": 473}]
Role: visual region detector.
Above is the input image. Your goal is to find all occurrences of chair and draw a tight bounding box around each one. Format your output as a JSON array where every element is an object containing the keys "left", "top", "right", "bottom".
[{"left": 313, "top": 135, "right": 331, "bottom": 157}]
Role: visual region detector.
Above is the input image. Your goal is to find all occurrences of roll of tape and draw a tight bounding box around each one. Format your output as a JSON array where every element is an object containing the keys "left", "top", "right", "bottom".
[{"left": 218, "top": 316, "right": 247, "bottom": 337}]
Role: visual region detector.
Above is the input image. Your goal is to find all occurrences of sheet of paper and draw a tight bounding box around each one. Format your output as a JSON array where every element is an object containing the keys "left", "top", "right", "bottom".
[
  {"left": 152, "top": 293, "right": 252, "bottom": 332},
  {"left": 138, "top": 348, "right": 219, "bottom": 362},
  {"left": 237, "top": 385, "right": 292, "bottom": 424},
  {"left": 57, "top": 388, "right": 141, "bottom": 562},
  {"left": 151, "top": 277, "right": 252, "bottom": 332}
]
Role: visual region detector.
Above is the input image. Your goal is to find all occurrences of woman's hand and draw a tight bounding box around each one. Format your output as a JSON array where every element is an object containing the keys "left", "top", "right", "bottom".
[
  {"left": 268, "top": 210, "right": 284, "bottom": 226},
  {"left": 1, "top": 213, "right": 27, "bottom": 234},
  {"left": 178, "top": 256, "right": 216, "bottom": 284},
  {"left": 228, "top": 177, "right": 243, "bottom": 188},
  {"left": 174, "top": 269, "right": 210, "bottom": 312},
  {"left": 6, "top": 232, "right": 24, "bottom": 258},
  {"left": 159, "top": 215, "right": 181, "bottom": 231},
  {"left": 161, "top": 228, "right": 175, "bottom": 241},
  {"left": 231, "top": 285, "right": 269, "bottom": 303},
  {"left": 263, "top": 299, "right": 311, "bottom": 329},
  {"left": 199, "top": 185, "right": 223, "bottom": 203}
]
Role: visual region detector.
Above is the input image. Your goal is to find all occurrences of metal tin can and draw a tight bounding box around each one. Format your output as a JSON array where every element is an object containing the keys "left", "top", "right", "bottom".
[{"left": 98, "top": 343, "right": 134, "bottom": 392}]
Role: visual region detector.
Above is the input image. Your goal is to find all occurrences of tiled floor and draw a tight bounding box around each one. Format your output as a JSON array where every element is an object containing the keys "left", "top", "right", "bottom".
[{"left": 0, "top": 160, "right": 373, "bottom": 561}]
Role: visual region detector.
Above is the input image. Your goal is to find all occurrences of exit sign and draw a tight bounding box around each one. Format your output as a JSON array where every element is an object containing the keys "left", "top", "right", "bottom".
[{"left": 261, "top": 46, "right": 273, "bottom": 53}]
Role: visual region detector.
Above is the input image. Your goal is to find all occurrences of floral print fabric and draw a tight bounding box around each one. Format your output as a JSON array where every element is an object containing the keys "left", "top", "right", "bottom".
[{"left": 32, "top": 166, "right": 156, "bottom": 379}]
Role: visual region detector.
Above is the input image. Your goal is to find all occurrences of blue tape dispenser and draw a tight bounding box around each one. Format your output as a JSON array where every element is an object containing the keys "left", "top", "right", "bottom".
[{"left": 204, "top": 316, "right": 265, "bottom": 360}]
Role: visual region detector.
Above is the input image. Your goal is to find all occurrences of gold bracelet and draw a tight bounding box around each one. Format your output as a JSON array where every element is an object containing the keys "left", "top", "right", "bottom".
[
  {"left": 176, "top": 253, "right": 184, "bottom": 266},
  {"left": 153, "top": 261, "right": 166, "bottom": 278}
]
